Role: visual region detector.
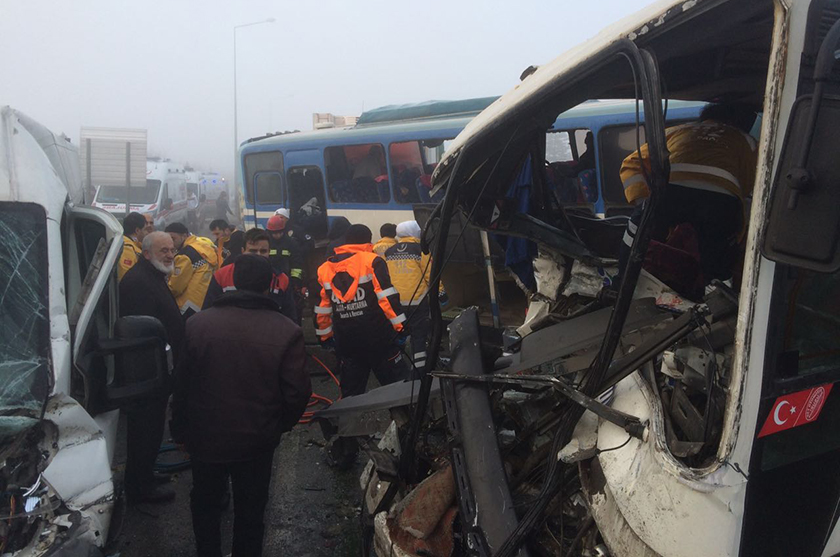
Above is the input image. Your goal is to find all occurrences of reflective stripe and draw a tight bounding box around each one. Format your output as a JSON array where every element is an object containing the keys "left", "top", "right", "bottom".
[
  {"left": 404, "top": 289, "right": 429, "bottom": 305},
  {"left": 316, "top": 326, "right": 333, "bottom": 335},
  {"left": 414, "top": 360, "right": 426, "bottom": 369},
  {"left": 269, "top": 249, "right": 277, "bottom": 256},
  {"left": 281, "top": 250, "right": 291, "bottom": 256},
  {"left": 669, "top": 163, "right": 741, "bottom": 191},
  {"left": 414, "top": 351, "right": 427, "bottom": 358},
  {"left": 623, "top": 231, "right": 634, "bottom": 247},
  {"left": 323, "top": 282, "right": 331, "bottom": 290},
  {"left": 390, "top": 314, "right": 406, "bottom": 325},
  {"left": 622, "top": 174, "right": 647, "bottom": 189},
  {"left": 314, "top": 306, "right": 333, "bottom": 314},
  {"left": 627, "top": 221, "right": 638, "bottom": 234},
  {"left": 358, "top": 274, "right": 373, "bottom": 284},
  {"left": 377, "top": 286, "right": 398, "bottom": 299},
  {"left": 222, "top": 286, "right": 237, "bottom": 292},
  {"left": 180, "top": 300, "right": 202, "bottom": 315},
  {"left": 290, "top": 269, "right": 303, "bottom": 278}
]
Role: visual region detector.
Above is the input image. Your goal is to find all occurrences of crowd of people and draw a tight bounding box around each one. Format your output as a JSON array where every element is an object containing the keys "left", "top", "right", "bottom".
[{"left": 116, "top": 206, "right": 441, "bottom": 556}]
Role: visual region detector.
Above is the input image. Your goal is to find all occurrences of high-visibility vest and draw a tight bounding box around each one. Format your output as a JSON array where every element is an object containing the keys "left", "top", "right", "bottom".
[{"left": 315, "top": 244, "right": 405, "bottom": 346}]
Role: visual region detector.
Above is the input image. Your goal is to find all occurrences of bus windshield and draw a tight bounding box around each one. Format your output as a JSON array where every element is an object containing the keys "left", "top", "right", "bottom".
[{"left": 96, "top": 179, "right": 161, "bottom": 204}]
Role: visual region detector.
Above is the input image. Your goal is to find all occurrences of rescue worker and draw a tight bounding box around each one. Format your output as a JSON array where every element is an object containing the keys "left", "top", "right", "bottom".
[
  {"left": 266, "top": 211, "right": 304, "bottom": 289},
  {"left": 618, "top": 102, "right": 757, "bottom": 295},
  {"left": 164, "top": 222, "right": 219, "bottom": 318},
  {"left": 385, "top": 220, "right": 445, "bottom": 373},
  {"left": 372, "top": 223, "right": 397, "bottom": 256},
  {"left": 171, "top": 254, "right": 310, "bottom": 557},
  {"left": 119, "top": 231, "right": 183, "bottom": 504},
  {"left": 118, "top": 212, "right": 154, "bottom": 281},
  {"left": 202, "top": 228, "right": 297, "bottom": 322},
  {"left": 315, "top": 224, "right": 410, "bottom": 398},
  {"left": 209, "top": 219, "right": 244, "bottom": 266},
  {"left": 215, "top": 190, "right": 235, "bottom": 221}
]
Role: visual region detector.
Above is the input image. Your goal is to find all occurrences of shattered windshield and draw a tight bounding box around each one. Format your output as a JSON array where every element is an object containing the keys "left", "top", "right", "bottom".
[
  {"left": 0, "top": 203, "right": 51, "bottom": 414},
  {"left": 96, "top": 179, "right": 161, "bottom": 204}
]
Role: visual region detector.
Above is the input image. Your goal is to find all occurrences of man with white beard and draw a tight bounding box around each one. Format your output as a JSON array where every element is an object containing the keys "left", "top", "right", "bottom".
[{"left": 119, "top": 231, "right": 185, "bottom": 504}]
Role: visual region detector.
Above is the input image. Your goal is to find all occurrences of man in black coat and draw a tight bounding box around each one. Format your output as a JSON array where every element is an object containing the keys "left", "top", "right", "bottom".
[
  {"left": 119, "top": 230, "right": 184, "bottom": 504},
  {"left": 171, "top": 254, "right": 311, "bottom": 557}
]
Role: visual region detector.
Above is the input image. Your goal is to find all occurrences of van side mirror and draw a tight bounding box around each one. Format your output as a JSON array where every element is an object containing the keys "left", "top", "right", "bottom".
[
  {"left": 763, "top": 18, "right": 840, "bottom": 272},
  {"left": 92, "top": 316, "right": 171, "bottom": 413},
  {"left": 164, "top": 198, "right": 173, "bottom": 210}
]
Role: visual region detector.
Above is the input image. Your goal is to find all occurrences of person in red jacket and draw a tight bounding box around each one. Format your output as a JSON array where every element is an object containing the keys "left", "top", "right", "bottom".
[
  {"left": 171, "top": 254, "right": 310, "bottom": 557},
  {"left": 202, "top": 228, "right": 297, "bottom": 322},
  {"left": 315, "top": 224, "right": 409, "bottom": 397}
]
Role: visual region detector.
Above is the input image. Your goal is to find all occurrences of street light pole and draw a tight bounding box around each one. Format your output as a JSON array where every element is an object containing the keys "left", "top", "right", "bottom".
[{"left": 233, "top": 18, "right": 275, "bottom": 221}]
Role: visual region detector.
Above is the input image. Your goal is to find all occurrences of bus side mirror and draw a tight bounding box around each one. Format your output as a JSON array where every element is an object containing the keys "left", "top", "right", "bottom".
[{"left": 763, "top": 19, "right": 840, "bottom": 272}]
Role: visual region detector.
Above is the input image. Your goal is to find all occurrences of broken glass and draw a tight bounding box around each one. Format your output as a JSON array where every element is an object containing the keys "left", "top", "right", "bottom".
[{"left": 0, "top": 202, "right": 51, "bottom": 416}]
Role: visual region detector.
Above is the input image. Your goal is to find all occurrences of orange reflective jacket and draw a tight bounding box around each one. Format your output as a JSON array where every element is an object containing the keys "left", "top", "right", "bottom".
[{"left": 315, "top": 244, "right": 405, "bottom": 349}]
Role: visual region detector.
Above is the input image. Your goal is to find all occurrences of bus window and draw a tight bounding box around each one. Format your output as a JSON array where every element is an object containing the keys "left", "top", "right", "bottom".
[
  {"left": 547, "top": 130, "right": 574, "bottom": 163},
  {"left": 288, "top": 166, "right": 328, "bottom": 239},
  {"left": 785, "top": 270, "right": 840, "bottom": 377},
  {"left": 598, "top": 125, "right": 646, "bottom": 211},
  {"left": 389, "top": 141, "right": 422, "bottom": 204},
  {"left": 243, "top": 151, "right": 284, "bottom": 206},
  {"left": 422, "top": 139, "right": 452, "bottom": 168},
  {"left": 254, "top": 172, "right": 284, "bottom": 205},
  {"left": 546, "top": 128, "right": 595, "bottom": 204},
  {"left": 390, "top": 139, "right": 453, "bottom": 204},
  {"left": 324, "top": 144, "right": 389, "bottom": 204}
]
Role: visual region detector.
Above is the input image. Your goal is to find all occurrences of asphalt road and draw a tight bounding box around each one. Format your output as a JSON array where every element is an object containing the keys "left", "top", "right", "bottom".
[{"left": 108, "top": 349, "right": 366, "bottom": 557}]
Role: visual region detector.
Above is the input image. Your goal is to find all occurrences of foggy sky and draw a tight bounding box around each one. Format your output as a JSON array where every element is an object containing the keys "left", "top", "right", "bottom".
[{"left": 0, "top": 0, "right": 652, "bottom": 182}]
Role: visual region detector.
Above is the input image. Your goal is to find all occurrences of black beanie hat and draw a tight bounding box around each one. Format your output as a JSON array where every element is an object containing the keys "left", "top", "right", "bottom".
[
  {"left": 345, "top": 224, "right": 372, "bottom": 245},
  {"left": 233, "top": 254, "right": 274, "bottom": 293}
]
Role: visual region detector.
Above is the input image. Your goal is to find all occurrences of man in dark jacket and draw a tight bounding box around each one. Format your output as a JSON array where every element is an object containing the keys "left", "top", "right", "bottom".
[
  {"left": 171, "top": 254, "right": 311, "bottom": 557},
  {"left": 202, "top": 228, "right": 297, "bottom": 321},
  {"left": 119, "top": 231, "right": 184, "bottom": 504}
]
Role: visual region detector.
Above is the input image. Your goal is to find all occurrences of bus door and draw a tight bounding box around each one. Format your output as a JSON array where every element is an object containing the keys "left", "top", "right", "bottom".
[{"left": 285, "top": 149, "right": 328, "bottom": 241}]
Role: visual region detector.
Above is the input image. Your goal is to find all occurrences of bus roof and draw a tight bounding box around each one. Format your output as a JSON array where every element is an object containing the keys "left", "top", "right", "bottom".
[
  {"left": 356, "top": 97, "right": 499, "bottom": 126},
  {"left": 241, "top": 115, "right": 478, "bottom": 154},
  {"left": 242, "top": 98, "right": 704, "bottom": 157}
]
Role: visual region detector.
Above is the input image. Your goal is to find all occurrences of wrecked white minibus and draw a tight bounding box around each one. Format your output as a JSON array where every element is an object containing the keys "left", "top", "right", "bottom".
[
  {"left": 0, "top": 107, "right": 169, "bottom": 555},
  {"left": 314, "top": 0, "right": 840, "bottom": 556}
]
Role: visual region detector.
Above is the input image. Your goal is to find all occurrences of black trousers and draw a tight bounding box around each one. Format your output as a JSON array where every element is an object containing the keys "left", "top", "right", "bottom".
[
  {"left": 190, "top": 450, "right": 275, "bottom": 557},
  {"left": 124, "top": 394, "right": 169, "bottom": 498},
  {"left": 338, "top": 344, "right": 409, "bottom": 398},
  {"left": 406, "top": 299, "right": 431, "bottom": 375}
]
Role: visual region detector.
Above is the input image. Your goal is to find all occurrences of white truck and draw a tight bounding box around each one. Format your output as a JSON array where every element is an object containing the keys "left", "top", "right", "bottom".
[
  {"left": 79, "top": 126, "right": 147, "bottom": 213},
  {"left": 92, "top": 158, "right": 188, "bottom": 230},
  {"left": 1, "top": 107, "right": 169, "bottom": 555}
]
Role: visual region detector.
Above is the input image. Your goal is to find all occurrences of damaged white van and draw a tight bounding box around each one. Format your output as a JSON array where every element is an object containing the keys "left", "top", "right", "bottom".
[
  {"left": 0, "top": 107, "right": 169, "bottom": 555},
  {"left": 329, "top": 0, "right": 840, "bottom": 556}
]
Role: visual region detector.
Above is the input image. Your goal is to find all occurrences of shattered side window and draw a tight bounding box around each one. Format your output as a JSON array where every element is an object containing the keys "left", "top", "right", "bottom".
[{"left": 0, "top": 203, "right": 51, "bottom": 414}]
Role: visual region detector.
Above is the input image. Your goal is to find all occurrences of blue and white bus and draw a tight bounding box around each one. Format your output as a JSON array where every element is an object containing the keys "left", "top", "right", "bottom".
[{"left": 237, "top": 98, "right": 706, "bottom": 240}]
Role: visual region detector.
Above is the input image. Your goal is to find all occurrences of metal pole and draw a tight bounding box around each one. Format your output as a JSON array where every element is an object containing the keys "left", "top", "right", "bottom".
[
  {"left": 85, "top": 138, "right": 92, "bottom": 204},
  {"left": 233, "top": 26, "right": 239, "bottom": 210},
  {"left": 480, "top": 230, "right": 500, "bottom": 328},
  {"left": 125, "top": 141, "right": 131, "bottom": 218}
]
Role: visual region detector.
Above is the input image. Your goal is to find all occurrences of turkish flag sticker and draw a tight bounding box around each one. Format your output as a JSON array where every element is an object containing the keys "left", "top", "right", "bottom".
[{"left": 758, "top": 383, "right": 834, "bottom": 438}]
